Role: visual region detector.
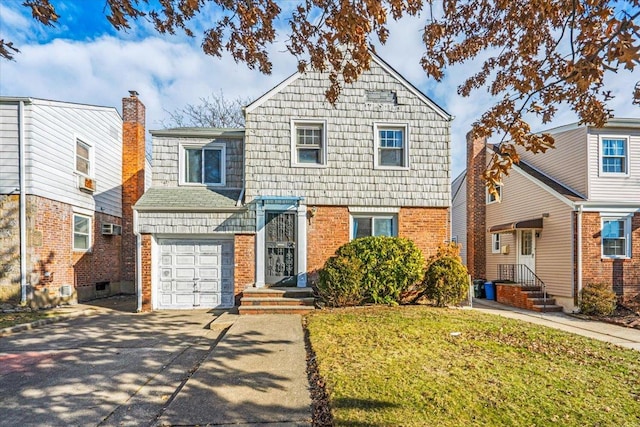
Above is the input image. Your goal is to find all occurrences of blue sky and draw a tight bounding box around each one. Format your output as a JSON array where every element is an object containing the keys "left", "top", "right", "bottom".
[{"left": 1, "top": 1, "right": 638, "bottom": 178}]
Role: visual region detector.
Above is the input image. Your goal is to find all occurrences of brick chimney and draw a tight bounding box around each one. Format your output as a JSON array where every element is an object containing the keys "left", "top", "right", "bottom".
[
  {"left": 121, "top": 91, "right": 146, "bottom": 284},
  {"left": 466, "top": 131, "right": 487, "bottom": 280}
]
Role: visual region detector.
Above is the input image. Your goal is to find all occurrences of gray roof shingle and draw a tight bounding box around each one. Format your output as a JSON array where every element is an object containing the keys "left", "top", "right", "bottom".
[{"left": 133, "top": 187, "right": 243, "bottom": 211}]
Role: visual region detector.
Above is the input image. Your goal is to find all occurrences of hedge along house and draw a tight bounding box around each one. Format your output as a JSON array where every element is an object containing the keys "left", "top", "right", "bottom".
[
  {"left": 0, "top": 93, "right": 148, "bottom": 307},
  {"left": 133, "top": 52, "right": 453, "bottom": 312},
  {"left": 454, "top": 119, "right": 640, "bottom": 313}
]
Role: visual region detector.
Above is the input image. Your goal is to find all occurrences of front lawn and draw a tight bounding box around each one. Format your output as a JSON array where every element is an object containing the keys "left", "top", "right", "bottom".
[{"left": 306, "top": 306, "right": 640, "bottom": 426}]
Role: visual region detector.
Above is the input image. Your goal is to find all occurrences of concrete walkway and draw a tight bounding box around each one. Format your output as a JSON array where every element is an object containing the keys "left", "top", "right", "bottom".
[
  {"left": 157, "top": 314, "right": 312, "bottom": 426},
  {"left": 472, "top": 299, "right": 640, "bottom": 351}
]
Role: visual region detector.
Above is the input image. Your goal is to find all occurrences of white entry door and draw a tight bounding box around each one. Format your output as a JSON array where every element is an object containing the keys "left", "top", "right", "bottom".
[
  {"left": 518, "top": 230, "right": 536, "bottom": 274},
  {"left": 157, "top": 239, "right": 234, "bottom": 309}
]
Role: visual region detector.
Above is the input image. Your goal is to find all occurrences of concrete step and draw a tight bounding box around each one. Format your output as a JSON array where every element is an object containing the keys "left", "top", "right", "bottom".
[
  {"left": 522, "top": 291, "right": 545, "bottom": 299},
  {"left": 531, "top": 304, "right": 564, "bottom": 313},
  {"left": 521, "top": 286, "right": 542, "bottom": 292},
  {"left": 528, "top": 297, "right": 557, "bottom": 306},
  {"left": 242, "top": 287, "right": 315, "bottom": 299},
  {"left": 240, "top": 297, "right": 315, "bottom": 307},
  {"left": 238, "top": 305, "right": 316, "bottom": 315}
]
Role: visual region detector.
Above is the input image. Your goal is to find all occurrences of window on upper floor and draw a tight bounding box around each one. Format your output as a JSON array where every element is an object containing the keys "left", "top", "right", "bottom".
[
  {"left": 75, "top": 139, "right": 91, "bottom": 176},
  {"left": 291, "top": 120, "right": 327, "bottom": 166},
  {"left": 486, "top": 185, "right": 502, "bottom": 204},
  {"left": 73, "top": 214, "right": 91, "bottom": 251},
  {"left": 374, "top": 123, "right": 409, "bottom": 169},
  {"left": 601, "top": 216, "right": 631, "bottom": 258},
  {"left": 181, "top": 144, "right": 226, "bottom": 186},
  {"left": 600, "top": 137, "right": 628, "bottom": 175},
  {"left": 351, "top": 214, "right": 397, "bottom": 239},
  {"left": 491, "top": 233, "right": 501, "bottom": 254}
]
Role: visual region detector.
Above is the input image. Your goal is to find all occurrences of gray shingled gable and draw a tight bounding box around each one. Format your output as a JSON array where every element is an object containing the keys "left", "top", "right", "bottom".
[{"left": 134, "top": 187, "right": 243, "bottom": 211}]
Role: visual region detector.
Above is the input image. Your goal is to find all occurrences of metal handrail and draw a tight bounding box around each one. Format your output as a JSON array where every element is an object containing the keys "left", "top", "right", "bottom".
[{"left": 496, "top": 264, "right": 547, "bottom": 310}]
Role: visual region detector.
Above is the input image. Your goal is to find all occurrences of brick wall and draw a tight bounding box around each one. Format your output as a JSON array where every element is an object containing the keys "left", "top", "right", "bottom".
[
  {"left": 234, "top": 234, "right": 255, "bottom": 304},
  {"left": 121, "top": 93, "right": 146, "bottom": 283},
  {"left": 581, "top": 212, "right": 640, "bottom": 301},
  {"left": 466, "top": 133, "right": 487, "bottom": 280},
  {"left": 140, "top": 233, "right": 152, "bottom": 312},
  {"left": 26, "top": 195, "right": 122, "bottom": 307},
  {"left": 305, "top": 205, "right": 449, "bottom": 284},
  {"left": 0, "top": 195, "right": 20, "bottom": 300}
]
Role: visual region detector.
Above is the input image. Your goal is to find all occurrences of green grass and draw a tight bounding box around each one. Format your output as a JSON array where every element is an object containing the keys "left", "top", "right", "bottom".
[
  {"left": 0, "top": 310, "right": 64, "bottom": 329},
  {"left": 306, "top": 306, "right": 640, "bottom": 427}
]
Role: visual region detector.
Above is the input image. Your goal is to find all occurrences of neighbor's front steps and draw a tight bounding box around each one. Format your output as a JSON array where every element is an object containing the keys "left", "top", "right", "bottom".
[
  {"left": 239, "top": 287, "right": 316, "bottom": 315},
  {"left": 497, "top": 284, "right": 563, "bottom": 313}
]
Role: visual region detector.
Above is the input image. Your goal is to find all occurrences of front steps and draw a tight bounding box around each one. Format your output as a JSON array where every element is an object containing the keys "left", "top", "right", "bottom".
[
  {"left": 497, "top": 284, "right": 564, "bottom": 313},
  {"left": 239, "top": 287, "right": 316, "bottom": 315}
]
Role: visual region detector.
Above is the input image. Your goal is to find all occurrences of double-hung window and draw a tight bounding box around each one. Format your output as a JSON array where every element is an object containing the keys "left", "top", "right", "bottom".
[
  {"left": 486, "top": 185, "right": 502, "bottom": 204},
  {"left": 182, "top": 144, "right": 225, "bottom": 186},
  {"left": 600, "top": 137, "right": 628, "bottom": 175},
  {"left": 73, "top": 214, "right": 91, "bottom": 251},
  {"left": 292, "top": 120, "right": 326, "bottom": 166},
  {"left": 375, "top": 123, "right": 409, "bottom": 168},
  {"left": 491, "top": 233, "right": 501, "bottom": 253},
  {"left": 76, "top": 139, "right": 91, "bottom": 176},
  {"left": 352, "top": 215, "right": 397, "bottom": 239},
  {"left": 602, "top": 216, "right": 631, "bottom": 258}
]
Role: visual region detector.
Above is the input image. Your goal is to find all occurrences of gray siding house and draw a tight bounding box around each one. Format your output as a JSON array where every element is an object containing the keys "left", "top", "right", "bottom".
[{"left": 134, "top": 53, "right": 453, "bottom": 311}]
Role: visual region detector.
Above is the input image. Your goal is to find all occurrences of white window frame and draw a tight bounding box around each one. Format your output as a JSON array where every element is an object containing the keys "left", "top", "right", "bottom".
[
  {"left": 74, "top": 137, "right": 93, "bottom": 177},
  {"left": 599, "top": 135, "right": 629, "bottom": 177},
  {"left": 491, "top": 233, "right": 501, "bottom": 254},
  {"left": 374, "top": 123, "right": 410, "bottom": 170},
  {"left": 350, "top": 214, "right": 398, "bottom": 240},
  {"left": 601, "top": 215, "right": 631, "bottom": 259},
  {"left": 73, "top": 213, "right": 92, "bottom": 252},
  {"left": 486, "top": 185, "right": 502, "bottom": 204},
  {"left": 179, "top": 142, "right": 226, "bottom": 186},
  {"left": 290, "top": 119, "right": 327, "bottom": 167}
]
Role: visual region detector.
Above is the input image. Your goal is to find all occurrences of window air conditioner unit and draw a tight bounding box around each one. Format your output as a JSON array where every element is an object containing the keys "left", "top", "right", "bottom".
[
  {"left": 501, "top": 245, "right": 510, "bottom": 255},
  {"left": 101, "top": 223, "right": 122, "bottom": 236},
  {"left": 79, "top": 176, "right": 96, "bottom": 192}
]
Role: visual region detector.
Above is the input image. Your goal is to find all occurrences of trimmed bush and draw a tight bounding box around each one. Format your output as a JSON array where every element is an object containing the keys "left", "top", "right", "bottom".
[
  {"left": 580, "top": 282, "right": 617, "bottom": 316},
  {"left": 317, "top": 236, "right": 424, "bottom": 306},
  {"left": 413, "top": 243, "right": 469, "bottom": 307},
  {"left": 317, "top": 255, "right": 365, "bottom": 307}
]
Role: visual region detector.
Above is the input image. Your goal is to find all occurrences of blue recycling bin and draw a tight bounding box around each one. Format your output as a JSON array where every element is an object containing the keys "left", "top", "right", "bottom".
[{"left": 484, "top": 282, "right": 496, "bottom": 301}]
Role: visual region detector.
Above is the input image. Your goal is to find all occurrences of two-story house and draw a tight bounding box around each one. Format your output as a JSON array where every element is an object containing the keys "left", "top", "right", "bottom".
[
  {"left": 133, "top": 53, "right": 453, "bottom": 311},
  {"left": 0, "top": 93, "right": 147, "bottom": 307},
  {"left": 452, "top": 119, "right": 640, "bottom": 312}
]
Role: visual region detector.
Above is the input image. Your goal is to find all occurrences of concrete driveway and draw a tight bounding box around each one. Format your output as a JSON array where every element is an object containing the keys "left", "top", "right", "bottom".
[{"left": 0, "top": 301, "right": 224, "bottom": 427}]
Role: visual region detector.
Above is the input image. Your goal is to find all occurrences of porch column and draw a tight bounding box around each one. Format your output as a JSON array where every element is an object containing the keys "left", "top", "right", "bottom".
[
  {"left": 296, "top": 205, "right": 307, "bottom": 287},
  {"left": 255, "top": 205, "right": 265, "bottom": 288}
]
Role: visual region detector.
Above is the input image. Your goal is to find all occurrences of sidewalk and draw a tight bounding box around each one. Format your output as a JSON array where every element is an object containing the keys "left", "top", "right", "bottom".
[
  {"left": 157, "top": 314, "right": 312, "bottom": 426},
  {"left": 472, "top": 298, "right": 640, "bottom": 351}
]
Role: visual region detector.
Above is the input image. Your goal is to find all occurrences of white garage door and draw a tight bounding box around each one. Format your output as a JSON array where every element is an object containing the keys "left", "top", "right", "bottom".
[{"left": 157, "top": 239, "right": 234, "bottom": 309}]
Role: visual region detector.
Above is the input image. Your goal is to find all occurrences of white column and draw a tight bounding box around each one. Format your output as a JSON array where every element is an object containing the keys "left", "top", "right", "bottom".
[
  {"left": 255, "top": 205, "right": 265, "bottom": 287},
  {"left": 296, "top": 205, "right": 308, "bottom": 287}
]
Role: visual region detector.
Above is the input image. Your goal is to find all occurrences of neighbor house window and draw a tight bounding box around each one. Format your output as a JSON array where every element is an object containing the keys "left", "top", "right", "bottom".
[
  {"left": 602, "top": 216, "right": 631, "bottom": 258},
  {"left": 76, "top": 139, "right": 91, "bottom": 176},
  {"left": 73, "top": 214, "right": 91, "bottom": 251},
  {"left": 600, "top": 137, "right": 628, "bottom": 175},
  {"left": 375, "top": 123, "right": 409, "bottom": 168},
  {"left": 182, "top": 144, "right": 225, "bottom": 186},
  {"left": 492, "top": 233, "right": 501, "bottom": 253},
  {"left": 486, "top": 185, "right": 502, "bottom": 204},
  {"left": 351, "top": 215, "right": 397, "bottom": 239},
  {"left": 291, "top": 120, "right": 327, "bottom": 166}
]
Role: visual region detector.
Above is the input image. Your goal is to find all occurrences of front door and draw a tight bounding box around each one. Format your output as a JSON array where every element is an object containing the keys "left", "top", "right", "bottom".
[
  {"left": 518, "top": 230, "right": 536, "bottom": 275},
  {"left": 265, "top": 211, "right": 297, "bottom": 286}
]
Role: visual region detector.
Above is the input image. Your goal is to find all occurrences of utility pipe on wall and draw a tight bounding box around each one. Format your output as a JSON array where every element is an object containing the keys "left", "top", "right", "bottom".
[
  {"left": 18, "top": 100, "right": 27, "bottom": 304},
  {"left": 576, "top": 204, "right": 583, "bottom": 307}
]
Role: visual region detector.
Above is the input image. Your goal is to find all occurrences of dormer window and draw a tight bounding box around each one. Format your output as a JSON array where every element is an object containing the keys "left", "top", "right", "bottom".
[
  {"left": 181, "top": 143, "right": 226, "bottom": 186},
  {"left": 600, "top": 137, "right": 628, "bottom": 175}
]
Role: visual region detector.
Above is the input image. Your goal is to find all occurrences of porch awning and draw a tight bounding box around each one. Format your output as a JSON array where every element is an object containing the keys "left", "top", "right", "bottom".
[{"left": 489, "top": 217, "right": 544, "bottom": 233}]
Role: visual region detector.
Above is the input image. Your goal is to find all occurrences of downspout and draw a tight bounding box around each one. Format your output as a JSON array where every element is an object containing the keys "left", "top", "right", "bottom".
[
  {"left": 576, "top": 204, "right": 583, "bottom": 309},
  {"left": 133, "top": 209, "right": 142, "bottom": 312},
  {"left": 18, "top": 100, "right": 27, "bottom": 304}
]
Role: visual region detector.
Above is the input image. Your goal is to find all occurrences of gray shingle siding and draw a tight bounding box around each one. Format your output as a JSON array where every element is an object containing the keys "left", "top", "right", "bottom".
[
  {"left": 244, "top": 61, "right": 451, "bottom": 207},
  {"left": 138, "top": 209, "right": 255, "bottom": 234}
]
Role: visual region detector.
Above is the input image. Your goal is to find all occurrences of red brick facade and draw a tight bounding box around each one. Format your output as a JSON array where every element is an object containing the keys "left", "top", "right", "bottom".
[
  {"left": 234, "top": 234, "right": 255, "bottom": 304},
  {"left": 121, "top": 93, "right": 146, "bottom": 284},
  {"left": 27, "top": 195, "right": 123, "bottom": 306},
  {"left": 581, "top": 212, "right": 640, "bottom": 301},
  {"left": 140, "top": 233, "right": 152, "bottom": 312},
  {"left": 466, "top": 133, "right": 487, "bottom": 280},
  {"left": 305, "top": 205, "right": 449, "bottom": 284}
]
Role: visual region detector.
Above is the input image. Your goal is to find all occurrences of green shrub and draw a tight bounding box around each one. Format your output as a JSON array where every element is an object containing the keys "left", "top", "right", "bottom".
[
  {"left": 422, "top": 256, "right": 469, "bottom": 307},
  {"left": 580, "top": 283, "right": 617, "bottom": 316},
  {"left": 317, "top": 255, "right": 365, "bottom": 307},
  {"left": 317, "top": 236, "right": 424, "bottom": 306}
]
